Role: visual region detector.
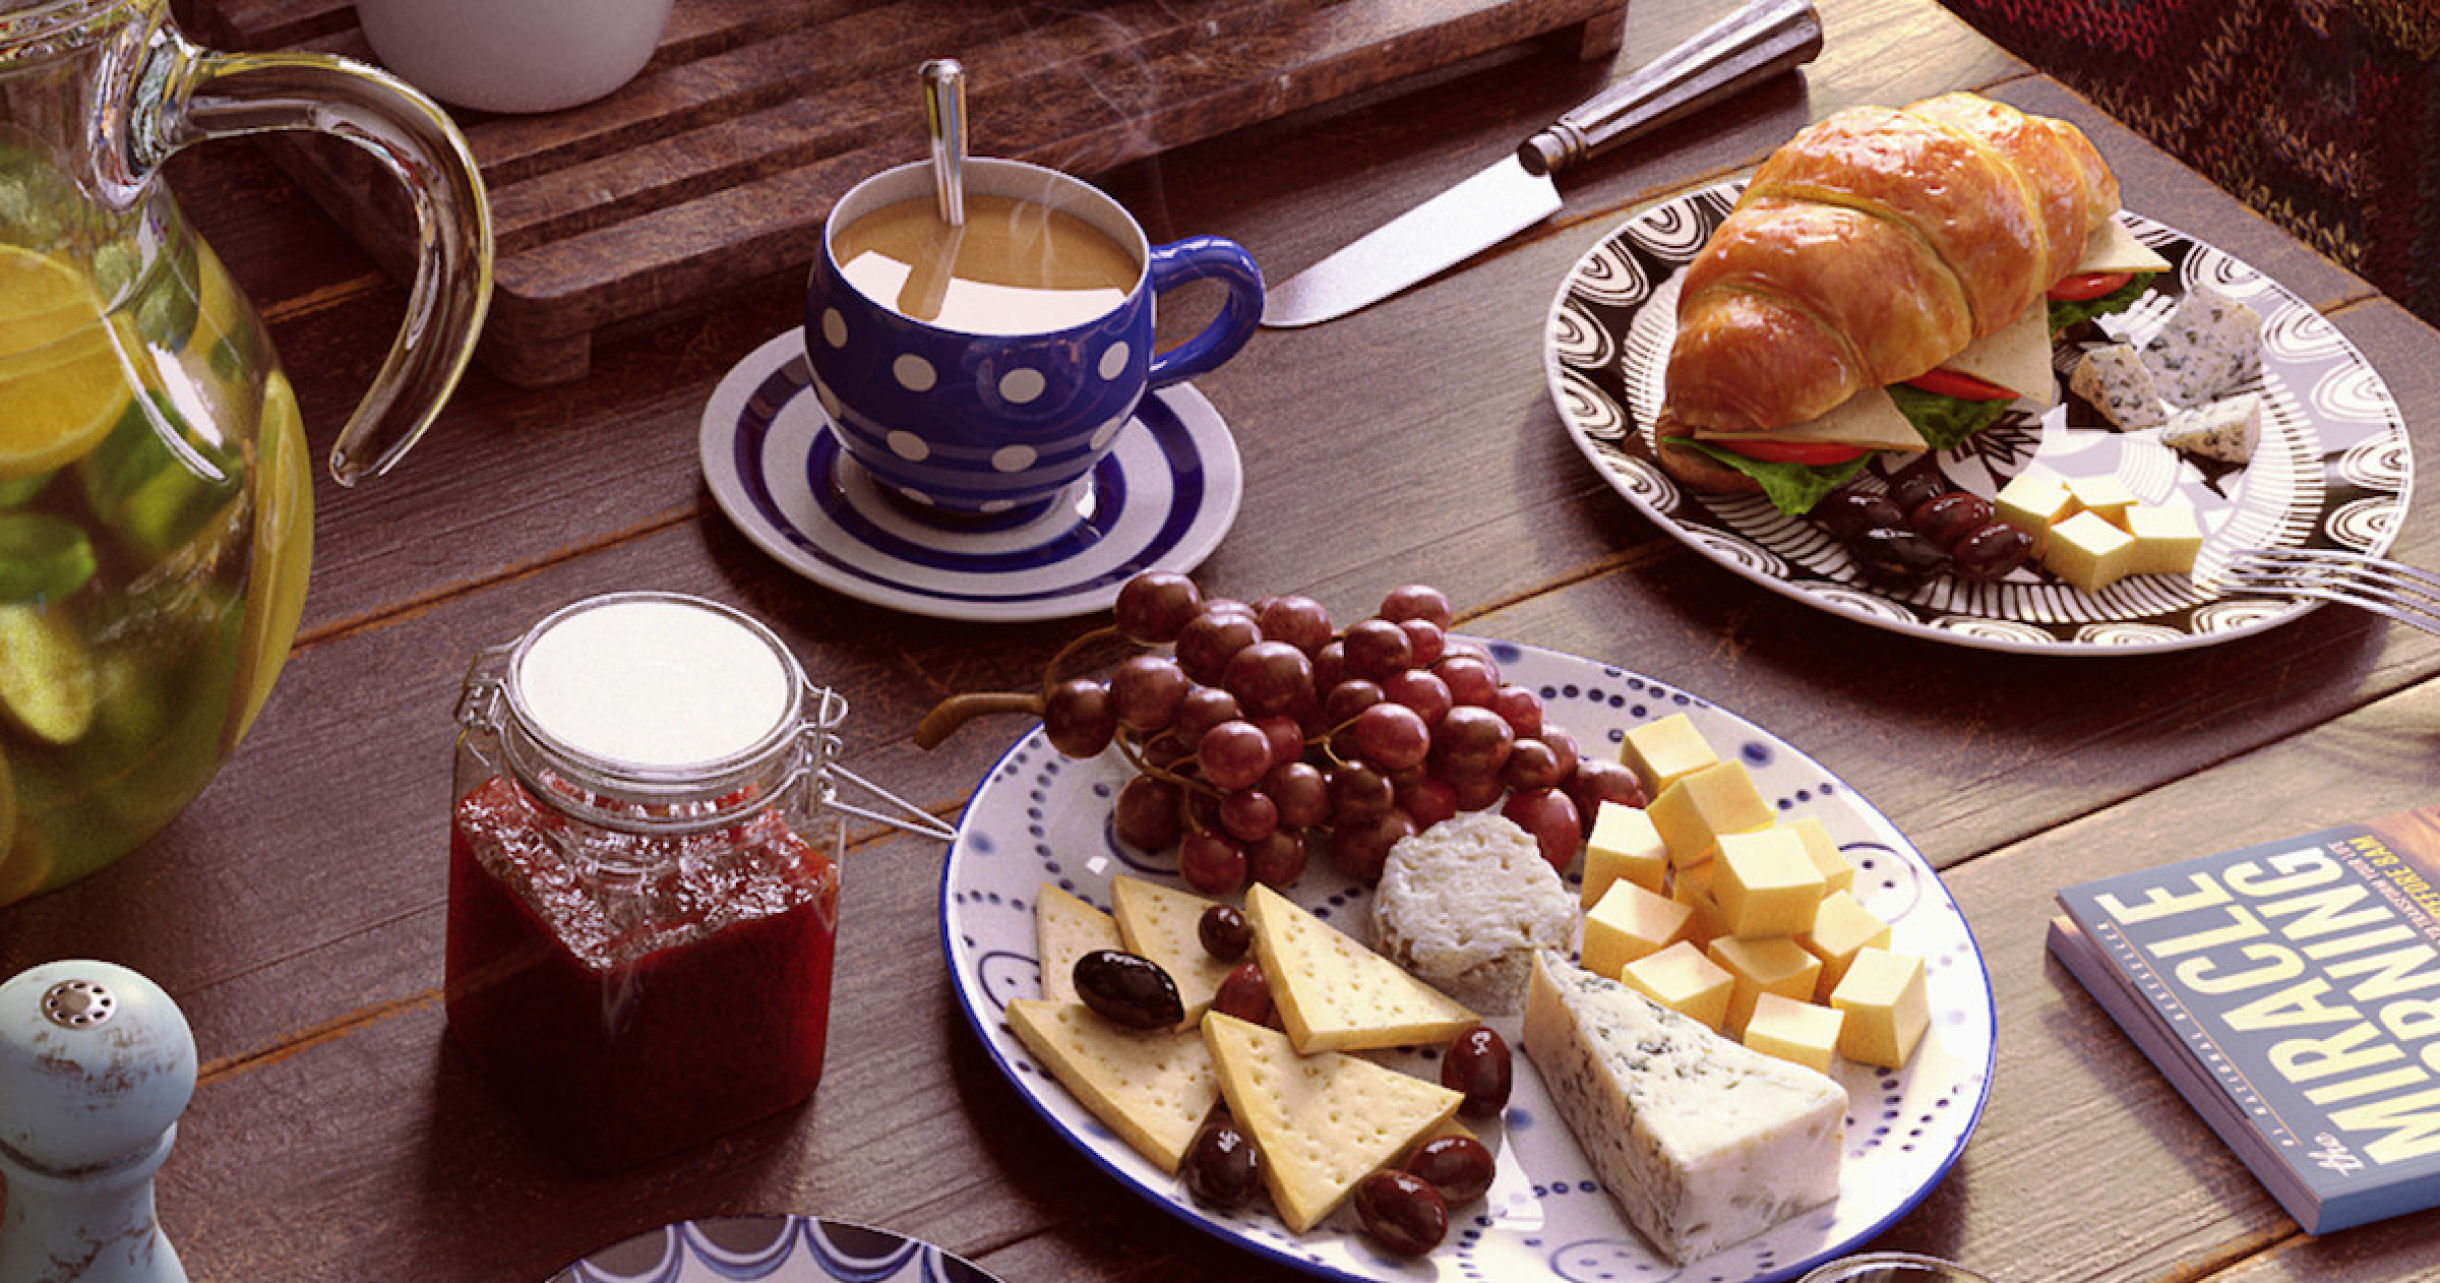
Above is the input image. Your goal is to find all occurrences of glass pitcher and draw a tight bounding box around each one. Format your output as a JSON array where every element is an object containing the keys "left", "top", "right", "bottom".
[{"left": 0, "top": 0, "right": 491, "bottom": 903}]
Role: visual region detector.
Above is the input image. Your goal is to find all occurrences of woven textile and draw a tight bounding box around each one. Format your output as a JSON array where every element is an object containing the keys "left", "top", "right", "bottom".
[{"left": 1941, "top": 0, "right": 2440, "bottom": 327}]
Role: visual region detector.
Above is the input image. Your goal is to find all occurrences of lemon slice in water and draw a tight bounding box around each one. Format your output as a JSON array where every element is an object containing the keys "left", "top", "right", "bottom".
[{"left": 0, "top": 246, "right": 130, "bottom": 481}]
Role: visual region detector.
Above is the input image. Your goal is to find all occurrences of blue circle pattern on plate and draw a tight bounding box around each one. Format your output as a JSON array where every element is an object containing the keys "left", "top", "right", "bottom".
[
  {"left": 939, "top": 640, "right": 1998, "bottom": 1283},
  {"left": 550, "top": 1215, "right": 1005, "bottom": 1283},
  {"left": 1541, "top": 185, "right": 2414, "bottom": 656},
  {"left": 699, "top": 330, "right": 1243, "bottom": 622}
]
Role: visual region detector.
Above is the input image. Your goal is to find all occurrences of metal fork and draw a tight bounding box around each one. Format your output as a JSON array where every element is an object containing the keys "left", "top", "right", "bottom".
[{"left": 2210, "top": 546, "right": 2440, "bottom": 638}]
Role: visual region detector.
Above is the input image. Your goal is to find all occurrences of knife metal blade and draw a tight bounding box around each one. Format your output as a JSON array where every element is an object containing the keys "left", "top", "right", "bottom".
[{"left": 1261, "top": 0, "right": 1825, "bottom": 329}]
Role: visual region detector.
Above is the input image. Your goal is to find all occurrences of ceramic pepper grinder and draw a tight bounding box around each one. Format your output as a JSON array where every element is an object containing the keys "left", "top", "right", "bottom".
[{"left": 0, "top": 960, "right": 196, "bottom": 1283}]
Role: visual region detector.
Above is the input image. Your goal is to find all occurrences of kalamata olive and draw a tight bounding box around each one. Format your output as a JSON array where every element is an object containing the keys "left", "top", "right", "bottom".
[
  {"left": 1405, "top": 1133, "right": 1497, "bottom": 1205},
  {"left": 1212, "top": 960, "right": 1272, "bottom": 1025},
  {"left": 1440, "top": 1026, "right": 1513, "bottom": 1117},
  {"left": 1813, "top": 488, "right": 1907, "bottom": 540},
  {"left": 1889, "top": 468, "right": 1948, "bottom": 517},
  {"left": 1183, "top": 1113, "right": 1265, "bottom": 1209},
  {"left": 1073, "top": 949, "right": 1185, "bottom": 1030},
  {"left": 1911, "top": 491, "right": 1995, "bottom": 550},
  {"left": 1354, "top": 1169, "right": 1448, "bottom": 1256},
  {"left": 1847, "top": 525, "right": 1950, "bottom": 587},
  {"left": 1950, "top": 521, "right": 2037, "bottom": 581},
  {"left": 1199, "top": 903, "right": 1253, "bottom": 960}
]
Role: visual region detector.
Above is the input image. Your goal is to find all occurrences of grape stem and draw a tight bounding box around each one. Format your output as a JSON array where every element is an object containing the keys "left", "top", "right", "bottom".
[
  {"left": 1041, "top": 624, "right": 1122, "bottom": 700},
  {"left": 913, "top": 692, "right": 1045, "bottom": 749}
]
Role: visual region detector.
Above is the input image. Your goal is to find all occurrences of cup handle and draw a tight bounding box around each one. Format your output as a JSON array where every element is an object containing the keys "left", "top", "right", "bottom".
[
  {"left": 1143, "top": 236, "right": 1264, "bottom": 390},
  {"left": 133, "top": 31, "right": 494, "bottom": 487}
]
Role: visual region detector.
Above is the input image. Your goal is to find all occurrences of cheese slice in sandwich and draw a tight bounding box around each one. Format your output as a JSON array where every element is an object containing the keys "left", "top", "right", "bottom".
[
  {"left": 1202, "top": 1011, "right": 1463, "bottom": 1233},
  {"left": 1007, "top": 998, "right": 1220, "bottom": 1174},
  {"left": 1940, "top": 300, "right": 2057, "bottom": 407},
  {"left": 1689, "top": 385, "right": 1927, "bottom": 453},
  {"left": 2076, "top": 216, "right": 2174, "bottom": 276}
]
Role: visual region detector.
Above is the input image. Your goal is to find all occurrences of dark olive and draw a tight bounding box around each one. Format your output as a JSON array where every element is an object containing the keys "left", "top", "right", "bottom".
[
  {"left": 1951, "top": 522, "right": 2037, "bottom": 582},
  {"left": 1183, "top": 1114, "right": 1264, "bottom": 1209},
  {"left": 1440, "top": 1026, "right": 1513, "bottom": 1118},
  {"left": 1211, "top": 961, "right": 1272, "bottom": 1026},
  {"left": 1199, "top": 903, "right": 1253, "bottom": 960},
  {"left": 1813, "top": 488, "right": 1907, "bottom": 541},
  {"left": 1911, "top": 491, "right": 1995, "bottom": 550},
  {"left": 1405, "top": 1133, "right": 1496, "bottom": 1205},
  {"left": 1072, "top": 949, "right": 1185, "bottom": 1030},
  {"left": 1847, "top": 526, "right": 1950, "bottom": 587},
  {"left": 1354, "top": 1169, "right": 1448, "bottom": 1256},
  {"left": 1889, "top": 468, "right": 1949, "bottom": 517}
]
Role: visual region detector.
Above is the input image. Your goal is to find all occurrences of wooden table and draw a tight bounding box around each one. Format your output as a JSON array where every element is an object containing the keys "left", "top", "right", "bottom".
[{"left": 9, "top": 0, "right": 2440, "bottom": 1277}]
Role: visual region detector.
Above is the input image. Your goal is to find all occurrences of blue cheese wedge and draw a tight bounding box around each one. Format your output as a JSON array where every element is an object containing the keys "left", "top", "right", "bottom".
[
  {"left": 2141, "top": 287, "right": 2262, "bottom": 407},
  {"left": 2067, "top": 343, "right": 2167, "bottom": 431},
  {"left": 2160, "top": 392, "right": 2261, "bottom": 464},
  {"left": 1521, "top": 951, "right": 1847, "bottom": 1265}
]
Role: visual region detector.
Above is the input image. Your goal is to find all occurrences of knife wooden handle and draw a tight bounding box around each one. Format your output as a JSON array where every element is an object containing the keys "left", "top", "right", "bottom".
[{"left": 1518, "top": 0, "right": 1824, "bottom": 177}]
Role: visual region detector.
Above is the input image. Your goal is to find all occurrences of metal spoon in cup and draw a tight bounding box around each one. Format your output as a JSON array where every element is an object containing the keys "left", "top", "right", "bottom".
[{"left": 900, "top": 57, "right": 968, "bottom": 322}]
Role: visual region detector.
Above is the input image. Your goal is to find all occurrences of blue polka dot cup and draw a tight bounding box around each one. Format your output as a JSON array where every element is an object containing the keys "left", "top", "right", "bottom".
[{"left": 805, "top": 157, "right": 1263, "bottom": 518}]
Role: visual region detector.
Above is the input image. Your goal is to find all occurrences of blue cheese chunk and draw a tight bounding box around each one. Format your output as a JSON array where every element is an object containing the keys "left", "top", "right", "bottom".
[
  {"left": 1521, "top": 951, "right": 1846, "bottom": 1265},
  {"left": 2068, "top": 343, "right": 2167, "bottom": 431},
  {"left": 2141, "top": 287, "right": 2262, "bottom": 407},
  {"left": 2160, "top": 393, "right": 2262, "bottom": 464}
]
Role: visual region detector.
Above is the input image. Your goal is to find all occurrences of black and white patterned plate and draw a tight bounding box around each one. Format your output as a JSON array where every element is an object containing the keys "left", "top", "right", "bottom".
[
  {"left": 1543, "top": 183, "right": 2413, "bottom": 655},
  {"left": 545, "top": 1216, "right": 1003, "bottom": 1282}
]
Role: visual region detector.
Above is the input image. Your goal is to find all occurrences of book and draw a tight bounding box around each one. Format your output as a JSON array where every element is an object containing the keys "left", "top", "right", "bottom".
[{"left": 2049, "top": 804, "right": 2440, "bottom": 1233}]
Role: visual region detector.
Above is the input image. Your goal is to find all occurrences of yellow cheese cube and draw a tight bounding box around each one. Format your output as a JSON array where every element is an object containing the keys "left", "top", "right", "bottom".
[
  {"left": 1830, "top": 946, "right": 1931, "bottom": 1069},
  {"left": 1993, "top": 470, "right": 2076, "bottom": 547},
  {"left": 1742, "top": 993, "right": 1846, "bottom": 1074},
  {"left": 2041, "top": 510, "right": 2136, "bottom": 594},
  {"left": 1668, "top": 859, "right": 1725, "bottom": 945},
  {"left": 1581, "top": 801, "right": 1667, "bottom": 907},
  {"left": 2064, "top": 473, "right": 2137, "bottom": 528},
  {"left": 1787, "top": 815, "right": 1855, "bottom": 896},
  {"left": 1645, "top": 761, "right": 1773, "bottom": 869},
  {"left": 1713, "top": 829, "right": 1827, "bottom": 939},
  {"left": 1619, "top": 712, "right": 1719, "bottom": 795},
  {"left": 1619, "top": 940, "right": 1735, "bottom": 1033},
  {"left": 2122, "top": 502, "right": 2203, "bottom": 577},
  {"left": 1707, "top": 936, "right": 1822, "bottom": 1035},
  {"left": 1582, "top": 881, "right": 1694, "bottom": 980},
  {"left": 1799, "top": 890, "right": 1892, "bottom": 999}
]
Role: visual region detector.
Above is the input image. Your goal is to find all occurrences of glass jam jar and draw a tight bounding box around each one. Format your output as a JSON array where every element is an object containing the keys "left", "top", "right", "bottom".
[{"left": 444, "top": 591, "right": 845, "bottom": 1171}]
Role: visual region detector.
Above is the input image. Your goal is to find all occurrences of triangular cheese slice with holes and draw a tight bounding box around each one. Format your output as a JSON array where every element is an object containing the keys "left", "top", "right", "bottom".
[
  {"left": 2076, "top": 217, "right": 2173, "bottom": 275},
  {"left": 1201, "top": 1011, "right": 1463, "bottom": 1233},
  {"left": 1945, "top": 300, "right": 2057, "bottom": 405},
  {"left": 1244, "top": 882, "right": 1477, "bottom": 1052},
  {"left": 1006, "top": 999, "right": 1219, "bottom": 1174},
  {"left": 1036, "top": 883, "right": 1122, "bottom": 1004},
  {"left": 1111, "top": 876, "right": 1236, "bottom": 1022}
]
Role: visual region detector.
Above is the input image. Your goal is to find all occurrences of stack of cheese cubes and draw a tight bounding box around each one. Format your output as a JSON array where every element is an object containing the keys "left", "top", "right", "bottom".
[
  {"left": 1574, "top": 713, "right": 1930, "bottom": 1075},
  {"left": 1992, "top": 467, "right": 2203, "bottom": 594}
]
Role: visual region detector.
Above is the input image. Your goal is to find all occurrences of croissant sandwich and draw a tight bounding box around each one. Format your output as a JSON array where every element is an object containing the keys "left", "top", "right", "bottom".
[{"left": 1657, "top": 92, "right": 2167, "bottom": 514}]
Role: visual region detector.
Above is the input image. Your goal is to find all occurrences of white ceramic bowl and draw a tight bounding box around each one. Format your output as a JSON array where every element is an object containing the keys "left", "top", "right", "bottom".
[{"left": 355, "top": 0, "right": 673, "bottom": 114}]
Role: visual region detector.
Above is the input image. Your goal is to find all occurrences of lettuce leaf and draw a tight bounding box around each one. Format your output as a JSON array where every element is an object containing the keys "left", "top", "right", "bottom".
[
  {"left": 2047, "top": 272, "right": 2155, "bottom": 333},
  {"left": 1670, "top": 440, "right": 1873, "bottom": 516},
  {"left": 1886, "top": 384, "right": 2012, "bottom": 451}
]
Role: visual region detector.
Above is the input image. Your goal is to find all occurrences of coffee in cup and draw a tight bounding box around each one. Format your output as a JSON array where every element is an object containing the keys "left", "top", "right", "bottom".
[{"left": 804, "top": 157, "right": 1263, "bottom": 517}]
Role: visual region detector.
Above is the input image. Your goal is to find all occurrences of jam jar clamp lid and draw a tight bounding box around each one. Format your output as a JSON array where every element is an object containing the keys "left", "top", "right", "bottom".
[{"left": 457, "top": 591, "right": 954, "bottom": 839}]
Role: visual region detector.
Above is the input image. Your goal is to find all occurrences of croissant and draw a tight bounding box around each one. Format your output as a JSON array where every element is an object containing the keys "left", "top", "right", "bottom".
[{"left": 1665, "top": 92, "right": 2120, "bottom": 435}]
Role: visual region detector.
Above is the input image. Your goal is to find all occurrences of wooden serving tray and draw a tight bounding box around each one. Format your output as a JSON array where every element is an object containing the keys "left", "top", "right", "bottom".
[{"left": 194, "top": 0, "right": 1626, "bottom": 387}]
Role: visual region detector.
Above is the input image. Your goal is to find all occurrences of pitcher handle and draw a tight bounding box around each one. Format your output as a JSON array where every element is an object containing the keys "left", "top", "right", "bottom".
[{"left": 133, "top": 32, "right": 493, "bottom": 487}]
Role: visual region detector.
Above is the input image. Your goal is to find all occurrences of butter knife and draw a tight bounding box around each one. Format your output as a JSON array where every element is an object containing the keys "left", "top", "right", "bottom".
[{"left": 1261, "top": 0, "right": 1824, "bottom": 329}]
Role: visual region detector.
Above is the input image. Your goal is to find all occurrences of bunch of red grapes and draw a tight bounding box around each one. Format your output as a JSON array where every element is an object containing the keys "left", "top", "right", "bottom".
[{"left": 1039, "top": 572, "right": 1648, "bottom": 894}]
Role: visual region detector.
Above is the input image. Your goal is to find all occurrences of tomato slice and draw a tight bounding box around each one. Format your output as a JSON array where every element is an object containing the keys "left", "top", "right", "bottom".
[
  {"left": 1902, "top": 366, "right": 2017, "bottom": 402},
  {"left": 1710, "top": 438, "right": 1868, "bottom": 466},
  {"left": 2047, "top": 271, "right": 2133, "bottom": 302}
]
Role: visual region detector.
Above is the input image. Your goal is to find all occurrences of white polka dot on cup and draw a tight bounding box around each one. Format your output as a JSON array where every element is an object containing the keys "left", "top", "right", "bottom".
[
  {"left": 894, "top": 354, "right": 936, "bottom": 392},
  {"left": 992, "top": 444, "right": 1037, "bottom": 473},
  {"left": 821, "top": 309, "right": 848, "bottom": 348},
  {"left": 897, "top": 486, "right": 933, "bottom": 506},
  {"left": 887, "top": 430, "right": 929, "bottom": 462},
  {"left": 1098, "top": 343, "right": 1130, "bottom": 380},
  {"left": 1089, "top": 414, "right": 1127, "bottom": 450},
  {"left": 1000, "top": 368, "right": 1046, "bottom": 405}
]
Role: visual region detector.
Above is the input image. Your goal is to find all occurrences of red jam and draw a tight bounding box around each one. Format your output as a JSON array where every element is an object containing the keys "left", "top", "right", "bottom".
[{"left": 442, "top": 773, "right": 838, "bottom": 1170}]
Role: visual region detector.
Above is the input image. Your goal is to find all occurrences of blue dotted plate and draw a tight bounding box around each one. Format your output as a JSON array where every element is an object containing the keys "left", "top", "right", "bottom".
[
  {"left": 702, "top": 330, "right": 1242, "bottom": 623},
  {"left": 546, "top": 1215, "right": 1004, "bottom": 1282},
  {"left": 940, "top": 640, "right": 1996, "bottom": 1283}
]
